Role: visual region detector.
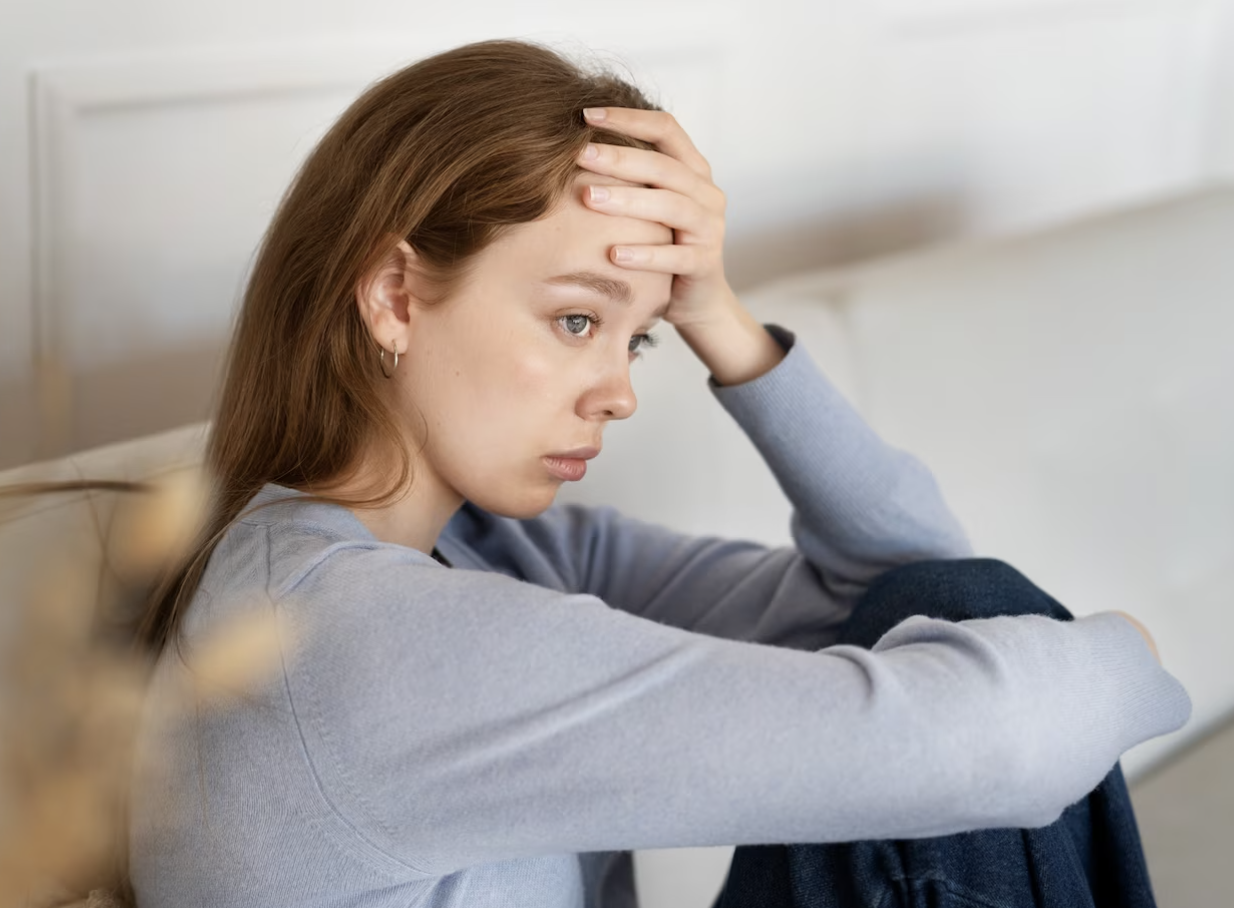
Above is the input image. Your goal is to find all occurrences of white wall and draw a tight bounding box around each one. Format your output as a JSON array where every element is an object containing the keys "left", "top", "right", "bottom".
[
  {"left": 1, "top": 0, "right": 1232, "bottom": 468},
  {"left": 1206, "top": 1, "right": 1234, "bottom": 180}
]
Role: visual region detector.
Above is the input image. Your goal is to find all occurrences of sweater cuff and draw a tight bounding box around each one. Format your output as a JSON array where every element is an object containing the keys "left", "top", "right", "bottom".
[{"left": 1074, "top": 610, "right": 1193, "bottom": 754}]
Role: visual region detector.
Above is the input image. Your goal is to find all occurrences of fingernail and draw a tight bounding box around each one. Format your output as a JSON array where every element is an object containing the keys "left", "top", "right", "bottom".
[
  {"left": 583, "top": 107, "right": 606, "bottom": 122},
  {"left": 581, "top": 143, "right": 598, "bottom": 161},
  {"left": 588, "top": 185, "right": 610, "bottom": 203},
  {"left": 613, "top": 246, "right": 634, "bottom": 263}
]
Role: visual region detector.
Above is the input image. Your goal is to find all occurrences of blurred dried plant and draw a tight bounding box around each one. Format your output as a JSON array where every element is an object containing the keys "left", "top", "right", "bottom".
[{"left": 0, "top": 468, "right": 293, "bottom": 908}]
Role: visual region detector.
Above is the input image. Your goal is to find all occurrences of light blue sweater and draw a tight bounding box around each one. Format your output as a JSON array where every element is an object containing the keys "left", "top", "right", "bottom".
[{"left": 128, "top": 325, "right": 1192, "bottom": 908}]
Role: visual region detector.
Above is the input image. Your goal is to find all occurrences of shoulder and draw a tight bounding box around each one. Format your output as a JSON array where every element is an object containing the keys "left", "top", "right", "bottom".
[
  {"left": 262, "top": 506, "right": 592, "bottom": 629},
  {"left": 223, "top": 488, "right": 442, "bottom": 599}
]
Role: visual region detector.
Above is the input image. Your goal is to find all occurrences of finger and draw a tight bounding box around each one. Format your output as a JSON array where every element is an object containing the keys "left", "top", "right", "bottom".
[
  {"left": 583, "top": 184, "right": 715, "bottom": 238},
  {"left": 578, "top": 143, "right": 722, "bottom": 212},
  {"left": 608, "top": 242, "right": 710, "bottom": 275},
  {"left": 584, "top": 107, "right": 711, "bottom": 179}
]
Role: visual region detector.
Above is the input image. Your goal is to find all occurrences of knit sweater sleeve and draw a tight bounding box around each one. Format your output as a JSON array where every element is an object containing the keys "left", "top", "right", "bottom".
[
  {"left": 450, "top": 324, "right": 975, "bottom": 652},
  {"left": 275, "top": 541, "right": 1191, "bottom": 878}
]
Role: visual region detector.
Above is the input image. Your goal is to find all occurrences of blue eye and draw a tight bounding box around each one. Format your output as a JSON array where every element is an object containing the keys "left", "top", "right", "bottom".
[
  {"left": 558, "top": 314, "right": 595, "bottom": 337},
  {"left": 628, "top": 332, "right": 660, "bottom": 356}
]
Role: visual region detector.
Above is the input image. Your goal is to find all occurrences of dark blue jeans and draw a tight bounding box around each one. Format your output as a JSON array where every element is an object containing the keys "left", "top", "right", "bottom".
[{"left": 710, "top": 558, "right": 1158, "bottom": 908}]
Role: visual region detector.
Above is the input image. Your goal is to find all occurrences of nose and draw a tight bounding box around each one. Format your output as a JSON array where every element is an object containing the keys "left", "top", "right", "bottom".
[{"left": 580, "top": 356, "right": 637, "bottom": 422}]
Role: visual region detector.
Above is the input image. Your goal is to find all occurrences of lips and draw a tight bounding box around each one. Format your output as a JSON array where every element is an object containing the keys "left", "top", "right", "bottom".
[{"left": 543, "top": 446, "right": 600, "bottom": 482}]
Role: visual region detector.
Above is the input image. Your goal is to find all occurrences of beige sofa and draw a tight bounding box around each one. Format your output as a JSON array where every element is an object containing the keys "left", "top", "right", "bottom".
[{"left": 0, "top": 423, "right": 208, "bottom": 636}]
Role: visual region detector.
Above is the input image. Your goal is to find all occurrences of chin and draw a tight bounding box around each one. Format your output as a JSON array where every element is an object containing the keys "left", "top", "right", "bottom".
[{"left": 465, "top": 480, "right": 559, "bottom": 520}]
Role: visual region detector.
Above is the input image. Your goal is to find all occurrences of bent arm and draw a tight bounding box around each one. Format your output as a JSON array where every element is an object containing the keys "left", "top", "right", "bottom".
[{"left": 279, "top": 547, "right": 1191, "bottom": 877}]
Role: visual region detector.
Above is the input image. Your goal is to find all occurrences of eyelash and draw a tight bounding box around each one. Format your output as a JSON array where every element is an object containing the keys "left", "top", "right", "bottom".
[{"left": 557, "top": 313, "right": 660, "bottom": 356}]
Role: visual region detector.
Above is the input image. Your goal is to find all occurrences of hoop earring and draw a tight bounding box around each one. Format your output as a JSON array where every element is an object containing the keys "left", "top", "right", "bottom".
[{"left": 379, "top": 342, "right": 399, "bottom": 379}]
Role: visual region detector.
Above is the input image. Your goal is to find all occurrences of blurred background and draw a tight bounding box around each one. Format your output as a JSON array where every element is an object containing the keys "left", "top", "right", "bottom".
[{"left": 1, "top": 0, "right": 1232, "bottom": 906}]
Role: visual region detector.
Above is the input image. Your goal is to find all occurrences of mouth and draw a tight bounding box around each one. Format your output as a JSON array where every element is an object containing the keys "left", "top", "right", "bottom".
[{"left": 543, "top": 446, "right": 600, "bottom": 482}]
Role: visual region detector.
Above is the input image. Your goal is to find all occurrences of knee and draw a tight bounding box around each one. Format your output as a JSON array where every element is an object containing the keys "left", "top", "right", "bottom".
[{"left": 847, "top": 558, "right": 1074, "bottom": 642}]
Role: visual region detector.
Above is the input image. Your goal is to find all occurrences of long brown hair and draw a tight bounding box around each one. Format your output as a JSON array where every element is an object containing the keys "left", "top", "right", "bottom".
[
  {"left": 0, "top": 41, "right": 662, "bottom": 906},
  {"left": 138, "top": 39, "right": 660, "bottom": 658}
]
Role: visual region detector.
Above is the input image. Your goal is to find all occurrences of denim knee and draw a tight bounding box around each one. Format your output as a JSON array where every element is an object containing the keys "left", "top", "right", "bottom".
[{"left": 837, "top": 558, "right": 1075, "bottom": 649}]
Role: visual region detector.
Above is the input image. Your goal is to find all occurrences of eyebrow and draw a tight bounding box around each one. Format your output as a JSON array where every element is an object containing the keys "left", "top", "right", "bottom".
[
  {"left": 542, "top": 271, "right": 633, "bottom": 304},
  {"left": 541, "top": 270, "right": 669, "bottom": 319}
]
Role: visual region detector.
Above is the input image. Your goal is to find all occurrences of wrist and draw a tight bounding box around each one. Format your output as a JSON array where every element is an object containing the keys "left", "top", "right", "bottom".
[{"left": 673, "top": 293, "right": 785, "bottom": 386}]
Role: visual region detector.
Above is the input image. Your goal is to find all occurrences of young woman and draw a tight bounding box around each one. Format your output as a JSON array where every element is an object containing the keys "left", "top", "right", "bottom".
[{"left": 126, "top": 39, "right": 1190, "bottom": 908}]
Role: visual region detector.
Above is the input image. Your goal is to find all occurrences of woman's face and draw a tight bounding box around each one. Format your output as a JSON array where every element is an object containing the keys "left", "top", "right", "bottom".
[{"left": 396, "top": 171, "right": 674, "bottom": 518}]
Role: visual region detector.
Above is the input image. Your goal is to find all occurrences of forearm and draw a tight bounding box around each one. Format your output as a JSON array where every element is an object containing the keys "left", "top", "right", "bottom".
[{"left": 710, "top": 323, "right": 975, "bottom": 592}]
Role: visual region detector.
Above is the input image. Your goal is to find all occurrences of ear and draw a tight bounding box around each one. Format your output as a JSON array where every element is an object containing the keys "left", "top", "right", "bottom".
[{"left": 354, "top": 238, "right": 425, "bottom": 357}]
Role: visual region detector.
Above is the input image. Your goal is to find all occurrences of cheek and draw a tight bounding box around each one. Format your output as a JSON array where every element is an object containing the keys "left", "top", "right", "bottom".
[
  {"left": 500, "top": 349, "right": 566, "bottom": 419},
  {"left": 448, "top": 344, "right": 566, "bottom": 444}
]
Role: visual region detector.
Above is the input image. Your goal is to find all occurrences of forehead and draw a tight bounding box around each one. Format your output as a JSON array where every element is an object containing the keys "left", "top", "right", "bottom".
[{"left": 473, "top": 172, "right": 674, "bottom": 304}]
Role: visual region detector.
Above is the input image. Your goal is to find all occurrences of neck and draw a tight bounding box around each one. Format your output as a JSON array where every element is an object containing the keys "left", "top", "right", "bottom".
[{"left": 333, "top": 452, "right": 463, "bottom": 555}]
